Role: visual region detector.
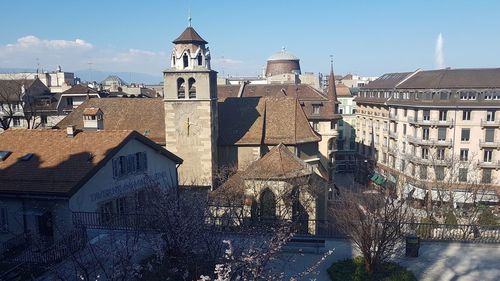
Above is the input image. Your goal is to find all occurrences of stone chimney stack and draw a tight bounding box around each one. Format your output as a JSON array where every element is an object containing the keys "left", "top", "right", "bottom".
[{"left": 67, "top": 125, "right": 76, "bottom": 137}]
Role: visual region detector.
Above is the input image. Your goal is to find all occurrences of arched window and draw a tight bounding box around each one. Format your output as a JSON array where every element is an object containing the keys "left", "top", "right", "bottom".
[
  {"left": 177, "top": 78, "right": 185, "bottom": 98},
  {"left": 183, "top": 53, "right": 189, "bottom": 68},
  {"left": 197, "top": 53, "right": 203, "bottom": 66},
  {"left": 188, "top": 77, "right": 196, "bottom": 98},
  {"left": 260, "top": 189, "right": 276, "bottom": 220}
]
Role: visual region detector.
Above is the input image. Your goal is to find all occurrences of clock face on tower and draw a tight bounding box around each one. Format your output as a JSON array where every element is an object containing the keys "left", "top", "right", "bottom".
[{"left": 176, "top": 106, "right": 201, "bottom": 137}]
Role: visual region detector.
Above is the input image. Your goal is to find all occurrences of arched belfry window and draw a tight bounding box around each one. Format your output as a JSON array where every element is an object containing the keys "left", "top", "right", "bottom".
[
  {"left": 197, "top": 53, "right": 203, "bottom": 66},
  {"left": 177, "top": 78, "right": 185, "bottom": 98},
  {"left": 183, "top": 53, "right": 189, "bottom": 68},
  {"left": 260, "top": 189, "right": 276, "bottom": 220},
  {"left": 188, "top": 78, "right": 196, "bottom": 98}
]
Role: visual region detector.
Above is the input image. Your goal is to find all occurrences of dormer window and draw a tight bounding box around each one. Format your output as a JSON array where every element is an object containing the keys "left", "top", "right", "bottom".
[{"left": 313, "top": 105, "right": 320, "bottom": 115}]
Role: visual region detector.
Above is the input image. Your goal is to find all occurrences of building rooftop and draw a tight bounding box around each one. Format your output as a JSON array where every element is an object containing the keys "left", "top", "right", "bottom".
[
  {"left": 0, "top": 129, "right": 181, "bottom": 196},
  {"left": 268, "top": 48, "right": 299, "bottom": 61},
  {"left": 243, "top": 143, "right": 313, "bottom": 180},
  {"left": 172, "top": 26, "right": 208, "bottom": 45},
  {"left": 55, "top": 98, "right": 166, "bottom": 145},
  {"left": 218, "top": 97, "right": 321, "bottom": 146},
  {"left": 398, "top": 68, "right": 500, "bottom": 89}
]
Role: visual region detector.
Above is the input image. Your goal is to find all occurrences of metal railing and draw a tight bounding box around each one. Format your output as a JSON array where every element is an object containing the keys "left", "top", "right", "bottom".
[
  {"left": 72, "top": 212, "right": 160, "bottom": 230},
  {"left": 481, "top": 119, "right": 500, "bottom": 127},
  {"left": 72, "top": 212, "right": 500, "bottom": 243}
]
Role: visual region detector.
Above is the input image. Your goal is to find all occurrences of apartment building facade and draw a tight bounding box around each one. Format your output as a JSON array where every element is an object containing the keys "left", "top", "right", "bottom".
[{"left": 354, "top": 68, "right": 500, "bottom": 204}]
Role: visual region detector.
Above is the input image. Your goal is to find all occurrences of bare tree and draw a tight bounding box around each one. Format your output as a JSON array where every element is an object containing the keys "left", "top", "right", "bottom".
[
  {"left": 330, "top": 188, "right": 414, "bottom": 275},
  {"left": 0, "top": 74, "right": 49, "bottom": 130}
]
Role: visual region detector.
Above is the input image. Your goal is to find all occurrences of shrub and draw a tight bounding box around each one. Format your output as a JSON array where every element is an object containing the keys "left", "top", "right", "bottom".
[
  {"left": 416, "top": 216, "right": 438, "bottom": 238},
  {"left": 477, "top": 208, "right": 499, "bottom": 226},
  {"left": 327, "top": 256, "right": 416, "bottom": 281},
  {"left": 444, "top": 211, "right": 458, "bottom": 226}
]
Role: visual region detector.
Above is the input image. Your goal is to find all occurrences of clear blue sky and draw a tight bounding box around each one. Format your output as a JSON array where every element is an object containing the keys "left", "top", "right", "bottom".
[{"left": 1, "top": 0, "right": 499, "bottom": 80}]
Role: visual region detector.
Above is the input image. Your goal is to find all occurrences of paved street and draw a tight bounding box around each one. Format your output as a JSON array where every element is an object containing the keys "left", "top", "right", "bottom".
[{"left": 276, "top": 239, "right": 500, "bottom": 281}]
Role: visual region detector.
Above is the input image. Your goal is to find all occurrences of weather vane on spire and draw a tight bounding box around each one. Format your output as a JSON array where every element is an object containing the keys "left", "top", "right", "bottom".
[{"left": 188, "top": 9, "right": 192, "bottom": 27}]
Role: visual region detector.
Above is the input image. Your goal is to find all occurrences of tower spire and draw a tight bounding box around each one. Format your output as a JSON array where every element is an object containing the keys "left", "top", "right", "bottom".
[
  {"left": 188, "top": 9, "right": 192, "bottom": 27},
  {"left": 327, "top": 55, "right": 339, "bottom": 109}
]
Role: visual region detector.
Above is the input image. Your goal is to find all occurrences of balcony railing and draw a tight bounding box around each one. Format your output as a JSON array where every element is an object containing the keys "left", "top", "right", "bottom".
[
  {"left": 407, "top": 118, "right": 454, "bottom": 127},
  {"left": 479, "top": 160, "right": 500, "bottom": 169},
  {"left": 479, "top": 140, "right": 500, "bottom": 148},
  {"left": 72, "top": 212, "right": 160, "bottom": 230},
  {"left": 481, "top": 119, "right": 500, "bottom": 127},
  {"left": 406, "top": 136, "right": 452, "bottom": 147}
]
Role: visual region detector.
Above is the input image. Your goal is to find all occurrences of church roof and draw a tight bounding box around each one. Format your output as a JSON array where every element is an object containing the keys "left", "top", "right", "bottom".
[
  {"left": 173, "top": 27, "right": 208, "bottom": 45},
  {"left": 243, "top": 143, "right": 313, "bottom": 180},
  {"left": 55, "top": 98, "right": 166, "bottom": 145},
  {"left": 268, "top": 48, "right": 299, "bottom": 61},
  {"left": 218, "top": 97, "right": 321, "bottom": 146}
]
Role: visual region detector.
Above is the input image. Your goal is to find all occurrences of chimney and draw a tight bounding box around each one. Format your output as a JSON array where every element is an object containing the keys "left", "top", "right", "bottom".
[{"left": 67, "top": 125, "right": 76, "bottom": 138}]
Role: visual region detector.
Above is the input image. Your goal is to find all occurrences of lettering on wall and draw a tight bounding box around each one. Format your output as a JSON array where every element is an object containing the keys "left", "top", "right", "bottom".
[{"left": 89, "top": 171, "right": 172, "bottom": 202}]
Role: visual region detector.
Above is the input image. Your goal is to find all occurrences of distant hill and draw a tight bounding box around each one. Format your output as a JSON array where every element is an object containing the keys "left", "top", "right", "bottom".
[{"left": 0, "top": 68, "right": 162, "bottom": 85}]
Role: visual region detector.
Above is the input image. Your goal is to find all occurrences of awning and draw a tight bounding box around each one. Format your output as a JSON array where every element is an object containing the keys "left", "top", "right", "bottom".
[{"left": 370, "top": 173, "right": 386, "bottom": 185}]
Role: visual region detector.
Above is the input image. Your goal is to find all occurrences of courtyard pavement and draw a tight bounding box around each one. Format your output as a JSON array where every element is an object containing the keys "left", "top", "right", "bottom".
[{"left": 276, "top": 239, "right": 500, "bottom": 281}]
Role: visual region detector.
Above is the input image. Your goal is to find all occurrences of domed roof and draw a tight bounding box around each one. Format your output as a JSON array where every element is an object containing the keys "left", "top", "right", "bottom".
[{"left": 267, "top": 47, "right": 299, "bottom": 61}]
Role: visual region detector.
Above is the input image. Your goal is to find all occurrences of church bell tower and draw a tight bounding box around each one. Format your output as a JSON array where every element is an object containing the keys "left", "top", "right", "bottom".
[{"left": 163, "top": 22, "right": 218, "bottom": 188}]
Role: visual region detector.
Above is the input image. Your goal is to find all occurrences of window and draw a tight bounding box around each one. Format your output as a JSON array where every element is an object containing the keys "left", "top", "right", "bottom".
[
  {"left": 438, "top": 128, "right": 447, "bottom": 141},
  {"left": 112, "top": 152, "right": 147, "bottom": 179},
  {"left": 66, "top": 97, "right": 73, "bottom": 106},
  {"left": 487, "top": 110, "right": 495, "bottom": 122},
  {"left": 183, "top": 53, "right": 189, "bottom": 68},
  {"left": 423, "top": 110, "right": 430, "bottom": 121},
  {"left": 460, "top": 149, "right": 469, "bottom": 161},
  {"left": 440, "top": 92, "right": 449, "bottom": 100},
  {"left": 435, "top": 166, "right": 445, "bottom": 181},
  {"left": 421, "top": 148, "right": 429, "bottom": 160},
  {"left": 313, "top": 122, "right": 319, "bottom": 131},
  {"left": 12, "top": 117, "right": 21, "bottom": 127},
  {"left": 313, "top": 105, "right": 320, "bottom": 115},
  {"left": 0, "top": 151, "right": 11, "bottom": 161},
  {"left": 40, "top": 115, "right": 47, "bottom": 125},
  {"left": 403, "top": 124, "right": 407, "bottom": 135},
  {"left": 400, "top": 160, "right": 406, "bottom": 172},
  {"left": 482, "top": 169, "right": 492, "bottom": 184},
  {"left": 420, "top": 166, "right": 427, "bottom": 180},
  {"left": 461, "top": 128, "right": 470, "bottom": 141},
  {"left": 177, "top": 78, "right": 185, "bottom": 98},
  {"left": 339, "top": 108, "right": 344, "bottom": 114},
  {"left": 404, "top": 108, "right": 407, "bottom": 117},
  {"left": 439, "top": 110, "right": 447, "bottom": 121},
  {"left": 437, "top": 148, "right": 445, "bottom": 160},
  {"left": 197, "top": 53, "right": 203, "bottom": 66},
  {"left": 117, "top": 197, "right": 127, "bottom": 214},
  {"left": 462, "top": 110, "right": 471, "bottom": 121},
  {"left": 484, "top": 149, "right": 493, "bottom": 162},
  {"left": 422, "top": 127, "right": 430, "bottom": 140},
  {"left": 0, "top": 208, "right": 8, "bottom": 232},
  {"left": 485, "top": 128, "right": 495, "bottom": 142},
  {"left": 188, "top": 78, "right": 196, "bottom": 99},
  {"left": 459, "top": 168, "right": 468, "bottom": 182},
  {"left": 330, "top": 121, "right": 336, "bottom": 130}
]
